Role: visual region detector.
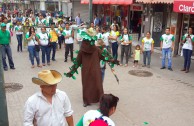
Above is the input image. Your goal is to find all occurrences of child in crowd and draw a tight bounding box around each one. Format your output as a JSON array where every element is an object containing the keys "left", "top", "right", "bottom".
[{"left": 133, "top": 45, "right": 141, "bottom": 67}]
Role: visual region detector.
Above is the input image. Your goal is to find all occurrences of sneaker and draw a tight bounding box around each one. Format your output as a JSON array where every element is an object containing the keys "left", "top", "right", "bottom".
[
  {"left": 47, "top": 63, "right": 51, "bottom": 66},
  {"left": 185, "top": 70, "right": 189, "bottom": 73},
  {"left": 52, "top": 59, "right": 56, "bottom": 61},
  {"left": 10, "top": 67, "right": 15, "bottom": 70},
  {"left": 64, "top": 59, "right": 67, "bottom": 62},
  {"left": 124, "top": 64, "right": 128, "bottom": 67},
  {"left": 42, "top": 64, "right": 46, "bottom": 66},
  {"left": 37, "top": 65, "right": 42, "bottom": 68},
  {"left": 160, "top": 67, "right": 166, "bottom": 69},
  {"left": 120, "top": 64, "right": 123, "bottom": 66},
  {"left": 4, "top": 68, "right": 8, "bottom": 71},
  {"left": 168, "top": 68, "right": 173, "bottom": 71},
  {"left": 147, "top": 65, "right": 150, "bottom": 68},
  {"left": 31, "top": 65, "right": 35, "bottom": 68},
  {"left": 142, "top": 64, "right": 146, "bottom": 67},
  {"left": 181, "top": 68, "right": 186, "bottom": 71},
  {"left": 133, "top": 65, "right": 135, "bottom": 68}
]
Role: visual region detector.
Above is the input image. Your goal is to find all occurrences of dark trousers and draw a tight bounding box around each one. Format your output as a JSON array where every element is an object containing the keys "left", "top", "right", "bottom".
[
  {"left": 112, "top": 42, "right": 118, "bottom": 60},
  {"left": 143, "top": 51, "right": 151, "bottom": 65},
  {"left": 49, "top": 42, "right": 57, "bottom": 60},
  {"left": 41, "top": 45, "right": 51, "bottom": 64},
  {"left": 183, "top": 49, "right": 193, "bottom": 70},
  {"left": 65, "top": 43, "right": 73, "bottom": 60},
  {"left": 120, "top": 45, "right": 130, "bottom": 64},
  {"left": 58, "top": 35, "right": 64, "bottom": 49},
  {"left": 16, "top": 34, "right": 23, "bottom": 52},
  {"left": 1, "top": 45, "right": 15, "bottom": 69}
]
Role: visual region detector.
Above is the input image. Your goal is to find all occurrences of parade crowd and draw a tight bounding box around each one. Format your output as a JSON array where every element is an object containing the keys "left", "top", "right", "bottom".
[{"left": 0, "top": 10, "right": 193, "bottom": 126}]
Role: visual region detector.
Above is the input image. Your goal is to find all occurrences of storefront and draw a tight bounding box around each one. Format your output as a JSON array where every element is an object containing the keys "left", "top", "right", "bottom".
[
  {"left": 80, "top": 0, "right": 133, "bottom": 28},
  {"left": 173, "top": 0, "right": 194, "bottom": 55}
]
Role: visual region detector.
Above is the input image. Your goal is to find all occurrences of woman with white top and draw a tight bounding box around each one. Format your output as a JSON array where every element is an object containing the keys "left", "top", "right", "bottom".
[
  {"left": 181, "top": 27, "right": 194, "bottom": 73},
  {"left": 109, "top": 25, "right": 120, "bottom": 60},
  {"left": 26, "top": 27, "right": 41, "bottom": 68},
  {"left": 37, "top": 27, "right": 51, "bottom": 66},
  {"left": 76, "top": 94, "right": 119, "bottom": 126},
  {"left": 142, "top": 31, "right": 154, "bottom": 68},
  {"left": 15, "top": 21, "right": 23, "bottom": 52},
  {"left": 119, "top": 28, "right": 132, "bottom": 67}
]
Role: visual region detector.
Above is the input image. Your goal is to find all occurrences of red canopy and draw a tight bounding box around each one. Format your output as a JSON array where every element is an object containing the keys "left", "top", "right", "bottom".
[
  {"left": 81, "top": 0, "right": 133, "bottom": 5},
  {"left": 173, "top": 0, "right": 194, "bottom": 14}
]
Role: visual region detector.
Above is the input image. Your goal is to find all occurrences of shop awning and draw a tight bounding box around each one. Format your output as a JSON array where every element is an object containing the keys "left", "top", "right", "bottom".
[
  {"left": 173, "top": 0, "right": 194, "bottom": 14},
  {"left": 136, "top": 0, "right": 173, "bottom": 4},
  {"left": 81, "top": 0, "right": 133, "bottom": 5}
]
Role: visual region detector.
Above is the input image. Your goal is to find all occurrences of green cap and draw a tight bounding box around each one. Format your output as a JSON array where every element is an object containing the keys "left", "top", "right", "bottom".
[{"left": 1, "top": 23, "right": 6, "bottom": 27}]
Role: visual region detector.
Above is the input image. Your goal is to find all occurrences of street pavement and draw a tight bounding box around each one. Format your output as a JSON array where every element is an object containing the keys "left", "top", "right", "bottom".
[{"left": 4, "top": 34, "right": 194, "bottom": 126}]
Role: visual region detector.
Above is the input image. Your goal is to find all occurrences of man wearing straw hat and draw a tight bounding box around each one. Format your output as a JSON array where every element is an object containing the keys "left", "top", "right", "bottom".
[{"left": 24, "top": 70, "right": 74, "bottom": 126}]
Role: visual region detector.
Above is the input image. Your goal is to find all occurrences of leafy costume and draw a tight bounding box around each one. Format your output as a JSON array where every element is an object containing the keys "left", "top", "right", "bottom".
[{"left": 64, "top": 29, "right": 119, "bottom": 105}]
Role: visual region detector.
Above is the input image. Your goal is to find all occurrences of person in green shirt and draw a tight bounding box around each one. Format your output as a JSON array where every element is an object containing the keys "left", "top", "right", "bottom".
[{"left": 0, "top": 23, "right": 15, "bottom": 71}]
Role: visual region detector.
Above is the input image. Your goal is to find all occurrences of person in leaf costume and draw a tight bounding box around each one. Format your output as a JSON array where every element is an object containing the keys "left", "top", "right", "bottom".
[{"left": 65, "top": 29, "right": 119, "bottom": 107}]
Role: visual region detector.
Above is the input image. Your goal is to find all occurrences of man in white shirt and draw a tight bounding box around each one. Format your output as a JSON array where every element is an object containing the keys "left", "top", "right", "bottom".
[
  {"left": 75, "top": 13, "right": 82, "bottom": 25},
  {"left": 24, "top": 70, "right": 74, "bottom": 126},
  {"left": 160, "top": 27, "right": 175, "bottom": 71}
]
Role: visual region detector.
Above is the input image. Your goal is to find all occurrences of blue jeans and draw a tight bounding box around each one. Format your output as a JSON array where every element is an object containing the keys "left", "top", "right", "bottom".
[
  {"left": 143, "top": 51, "right": 151, "bottom": 65},
  {"left": 49, "top": 42, "right": 57, "bottom": 60},
  {"left": 112, "top": 42, "right": 118, "bottom": 60},
  {"left": 16, "top": 34, "right": 23, "bottom": 52},
  {"left": 28, "top": 46, "right": 40, "bottom": 65},
  {"left": 1, "top": 45, "right": 15, "bottom": 69},
  {"left": 41, "top": 45, "right": 51, "bottom": 64},
  {"left": 101, "top": 68, "right": 105, "bottom": 83},
  {"left": 162, "top": 48, "right": 172, "bottom": 68},
  {"left": 183, "top": 49, "right": 193, "bottom": 70}
]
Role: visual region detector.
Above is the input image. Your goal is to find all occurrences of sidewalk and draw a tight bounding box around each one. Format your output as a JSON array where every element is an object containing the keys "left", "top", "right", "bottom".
[{"left": 4, "top": 34, "right": 194, "bottom": 126}]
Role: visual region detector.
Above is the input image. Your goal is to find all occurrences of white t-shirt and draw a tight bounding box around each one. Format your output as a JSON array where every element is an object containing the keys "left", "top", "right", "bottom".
[
  {"left": 77, "top": 28, "right": 86, "bottom": 41},
  {"left": 83, "top": 110, "right": 115, "bottom": 126},
  {"left": 142, "top": 37, "right": 154, "bottom": 51},
  {"left": 120, "top": 34, "right": 132, "bottom": 46},
  {"left": 37, "top": 32, "right": 49, "bottom": 46},
  {"left": 102, "top": 32, "right": 110, "bottom": 46},
  {"left": 182, "top": 34, "right": 194, "bottom": 50},
  {"left": 63, "top": 29, "right": 74, "bottom": 44},
  {"left": 26, "top": 32, "right": 38, "bottom": 46},
  {"left": 15, "top": 25, "right": 23, "bottom": 35},
  {"left": 160, "top": 34, "right": 174, "bottom": 48}
]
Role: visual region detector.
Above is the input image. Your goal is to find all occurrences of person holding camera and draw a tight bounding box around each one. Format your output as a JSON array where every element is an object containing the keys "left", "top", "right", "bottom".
[
  {"left": 26, "top": 27, "right": 41, "bottom": 68},
  {"left": 181, "top": 27, "right": 194, "bottom": 73}
]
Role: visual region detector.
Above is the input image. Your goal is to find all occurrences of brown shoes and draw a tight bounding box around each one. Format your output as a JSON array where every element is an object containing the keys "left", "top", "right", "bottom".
[
  {"left": 181, "top": 68, "right": 186, "bottom": 71},
  {"left": 185, "top": 70, "right": 189, "bottom": 73}
]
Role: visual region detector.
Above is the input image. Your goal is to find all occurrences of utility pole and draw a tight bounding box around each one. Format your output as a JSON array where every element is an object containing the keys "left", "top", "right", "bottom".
[
  {"left": 0, "top": 45, "right": 9, "bottom": 126},
  {"left": 89, "top": 0, "right": 93, "bottom": 23}
]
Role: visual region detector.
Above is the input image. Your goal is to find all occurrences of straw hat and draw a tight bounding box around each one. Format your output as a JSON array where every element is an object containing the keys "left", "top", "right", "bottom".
[{"left": 32, "top": 70, "right": 62, "bottom": 86}]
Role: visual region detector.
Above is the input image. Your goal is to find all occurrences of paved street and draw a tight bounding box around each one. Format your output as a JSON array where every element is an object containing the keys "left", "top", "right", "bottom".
[{"left": 4, "top": 34, "right": 194, "bottom": 126}]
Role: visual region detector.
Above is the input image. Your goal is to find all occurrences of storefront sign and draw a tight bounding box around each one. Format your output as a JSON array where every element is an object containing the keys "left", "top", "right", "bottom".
[
  {"left": 173, "top": 1, "right": 194, "bottom": 14},
  {"left": 130, "top": 4, "right": 143, "bottom": 11}
]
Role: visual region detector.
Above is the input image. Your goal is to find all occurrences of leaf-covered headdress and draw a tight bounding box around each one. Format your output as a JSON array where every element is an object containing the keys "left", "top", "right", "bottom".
[{"left": 78, "top": 27, "right": 97, "bottom": 45}]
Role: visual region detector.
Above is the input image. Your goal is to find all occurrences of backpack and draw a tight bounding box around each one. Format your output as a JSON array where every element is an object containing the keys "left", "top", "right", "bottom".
[{"left": 89, "top": 117, "right": 109, "bottom": 126}]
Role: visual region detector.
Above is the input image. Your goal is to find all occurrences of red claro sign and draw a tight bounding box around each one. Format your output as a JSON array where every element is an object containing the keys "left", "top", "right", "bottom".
[
  {"left": 131, "top": 4, "right": 143, "bottom": 11},
  {"left": 173, "top": 1, "right": 194, "bottom": 14}
]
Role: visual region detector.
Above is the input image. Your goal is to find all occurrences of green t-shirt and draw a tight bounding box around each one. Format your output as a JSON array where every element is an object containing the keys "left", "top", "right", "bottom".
[{"left": 0, "top": 30, "right": 10, "bottom": 45}]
